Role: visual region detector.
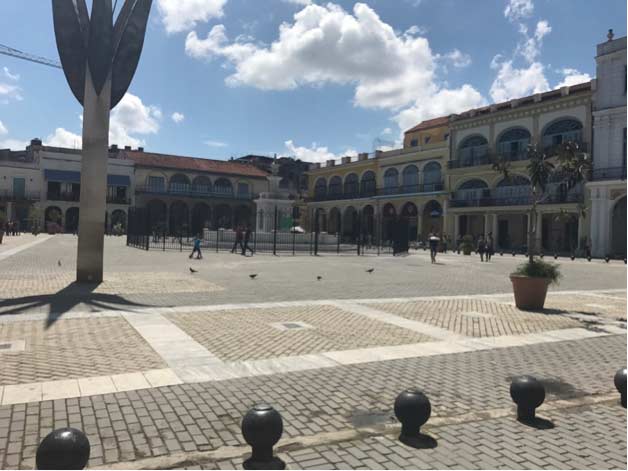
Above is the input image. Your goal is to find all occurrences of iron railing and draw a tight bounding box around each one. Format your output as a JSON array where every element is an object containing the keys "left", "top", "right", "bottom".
[
  {"left": 312, "top": 182, "right": 445, "bottom": 202},
  {"left": 46, "top": 191, "right": 80, "bottom": 202},
  {"left": 450, "top": 190, "right": 584, "bottom": 208},
  {"left": 135, "top": 185, "right": 255, "bottom": 200},
  {"left": 0, "top": 190, "right": 40, "bottom": 202},
  {"left": 592, "top": 166, "right": 627, "bottom": 181}
]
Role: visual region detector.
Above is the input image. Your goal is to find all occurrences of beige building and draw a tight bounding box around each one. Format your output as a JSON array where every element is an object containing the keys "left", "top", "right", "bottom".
[
  {"left": 447, "top": 82, "right": 593, "bottom": 254},
  {"left": 0, "top": 141, "right": 41, "bottom": 229}
]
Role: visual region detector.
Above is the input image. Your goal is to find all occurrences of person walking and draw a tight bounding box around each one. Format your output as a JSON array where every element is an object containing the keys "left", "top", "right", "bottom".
[
  {"left": 486, "top": 232, "right": 494, "bottom": 262},
  {"left": 189, "top": 235, "right": 203, "bottom": 259},
  {"left": 241, "top": 226, "right": 254, "bottom": 256},
  {"left": 231, "top": 226, "right": 244, "bottom": 254},
  {"left": 429, "top": 232, "right": 440, "bottom": 264},
  {"left": 477, "top": 234, "right": 486, "bottom": 262}
]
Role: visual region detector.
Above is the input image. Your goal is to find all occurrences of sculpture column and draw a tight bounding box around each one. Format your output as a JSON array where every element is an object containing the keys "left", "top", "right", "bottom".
[{"left": 76, "top": 70, "right": 111, "bottom": 283}]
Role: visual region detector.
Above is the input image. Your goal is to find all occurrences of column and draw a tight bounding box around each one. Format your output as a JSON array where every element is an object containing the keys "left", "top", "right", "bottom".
[
  {"left": 492, "top": 213, "right": 498, "bottom": 238},
  {"left": 453, "top": 214, "right": 459, "bottom": 241},
  {"left": 417, "top": 213, "right": 423, "bottom": 241},
  {"left": 577, "top": 213, "right": 584, "bottom": 251},
  {"left": 484, "top": 213, "right": 489, "bottom": 235}
]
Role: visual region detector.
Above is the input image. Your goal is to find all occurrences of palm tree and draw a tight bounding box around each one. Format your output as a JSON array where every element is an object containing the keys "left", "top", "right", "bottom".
[{"left": 493, "top": 142, "right": 591, "bottom": 264}]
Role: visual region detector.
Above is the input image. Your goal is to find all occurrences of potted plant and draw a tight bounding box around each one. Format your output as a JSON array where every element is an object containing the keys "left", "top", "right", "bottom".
[
  {"left": 493, "top": 142, "right": 590, "bottom": 310},
  {"left": 460, "top": 235, "right": 474, "bottom": 255}
]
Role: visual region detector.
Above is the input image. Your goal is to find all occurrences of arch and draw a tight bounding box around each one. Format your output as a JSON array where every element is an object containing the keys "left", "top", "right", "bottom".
[
  {"left": 494, "top": 175, "right": 532, "bottom": 203},
  {"left": 234, "top": 205, "right": 253, "bottom": 228},
  {"left": 145, "top": 172, "right": 168, "bottom": 191},
  {"left": 496, "top": 175, "right": 531, "bottom": 187},
  {"left": 214, "top": 178, "right": 233, "bottom": 197},
  {"left": 214, "top": 204, "right": 232, "bottom": 229},
  {"left": 361, "top": 205, "right": 375, "bottom": 241},
  {"left": 542, "top": 118, "right": 583, "bottom": 148},
  {"left": 329, "top": 176, "right": 342, "bottom": 197},
  {"left": 147, "top": 199, "right": 167, "bottom": 232},
  {"left": 402, "top": 165, "right": 419, "bottom": 191},
  {"left": 497, "top": 127, "right": 531, "bottom": 160},
  {"left": 360, "top": 171, "right": 376, "bottom": 196},
  {"left": 611, "top": 196, "right": 627, "bottom": 256},
  {"left": 110, "top": 209, "right": 127, "bottom": 231},
  {"left": 458, "top": 134, "right": 489, "bottom": 166},
  {"left": 384, "top": 168, "right": 399, "bottom": 193},
  {"left": 192, "top": 176, "right": 212, "bottom": 195},
  {"left": 422, "top": 200, "right": 443, "bottom": 239},
  {"left": 45, "top": 206, "right": 63, "bottom": 232},
  {"left": 455, "top": 179, "right": 489, "bottom": 201},
  {"left": 191, "top": 202, "right": 211, "bottom": 235},
  {"left": 344, "top": 173, "right": 359, "bottom": 197},
  {"left": 314, "top": 177, "right": 327, "bottom": 199},
  {"left": 169, "top": 201, "right": 189, "bottom": 234},
  {"left": 169, "top": 174, "right": 191, "bottom": 194},
  {"left": 342, "top": 206, "right": 359, "bottom": 240},
  {"left": 382, "top": 203, "right": 397, "bottom": 242},
  {"left": 314, "top": 207, "right": 327, "bottom": 233},
  {"left": 65, "top": 207, "right": 79, "bottom": 233},
  {"left": 423, "top": 161, "right": 442, "bottom": 191},
  {"left": 400, "top": 202, "right": 419, "bottom": 241},
  {"left": 456, "top": 179, "right": 489, "bottom": 191},
  {"left": 328, "top": 207, "right": 341, "bottom": 235}
]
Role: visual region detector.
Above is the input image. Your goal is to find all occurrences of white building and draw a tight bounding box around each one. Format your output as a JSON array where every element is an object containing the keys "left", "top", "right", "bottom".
[{"left": 588, "top": 31, "right": 627, "bottom": 257}]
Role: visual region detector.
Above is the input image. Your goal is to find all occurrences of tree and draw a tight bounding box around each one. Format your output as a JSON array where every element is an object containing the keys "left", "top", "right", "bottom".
[{"left": 492, "top": 142, "right": 591, "bottom": 264}]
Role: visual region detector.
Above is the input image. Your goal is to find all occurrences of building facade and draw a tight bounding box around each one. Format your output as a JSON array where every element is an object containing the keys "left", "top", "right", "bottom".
[
  {"left": 0, "top": 142, "right": 41, "bottom": 230},
  {"left": 588, "top": 33, "right": 627, "bottom": 257}
]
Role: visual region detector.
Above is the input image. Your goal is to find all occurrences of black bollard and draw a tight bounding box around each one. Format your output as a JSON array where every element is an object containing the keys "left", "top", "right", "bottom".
[
  {"left": 614, "top": 368, "right": 627, "bottom": 408},
  {"left": 512, "top": 251, "right": 516, "bottom": 257},
  {"left": 605, "top": 255, "right": 610, "bottom": 263},
  {"left": 540, "top": 253, "right": 544, "bottom": 259},
  {"left": 394, "top": 389, "right": 431, "bottom": 446},
  {"left": 241, "top": 404, "right": 285, "bottom": 470},
  {"left": 36, "top": 428, "right": 90, "bottom": 470},
  {"left": 587, "top": 256, "right": 592, "bottom": 262},
  {"left": 510, "top": 376, "right": 545, "bottom": 421},
  {"left": 570, "top": 254, "right": 575, "bottom": 261},
  {"left": 500, "top": 251, "right": 503, "bottom": 256}
]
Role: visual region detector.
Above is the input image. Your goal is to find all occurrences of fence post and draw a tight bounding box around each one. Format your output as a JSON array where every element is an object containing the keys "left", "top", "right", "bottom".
[
  {"left": 253, "top": 229, "right": 257, "bottom": 254},
  {"left": 314, "top": 210, "right": 319, "bottom": 256},
  {"left": 162, "top": 228, "right": 165, "bottom": 251},
  {"left": 336, "top": 211, "right": 341, "bottom": 255},
  {"left": 273, "top": 206, "right": 278, "bottom": 256},
  {"left": 357, "top": 210, "right": 361, "bottom": 256},
  {"left": 377, "top": 213, "right": 381, "bottom": 256},
  {"left": 216, "top": 227, "right": 219, "bottom": 253},
  {"left": 292, "top": 229, "right": 296, "bottom": 256}
]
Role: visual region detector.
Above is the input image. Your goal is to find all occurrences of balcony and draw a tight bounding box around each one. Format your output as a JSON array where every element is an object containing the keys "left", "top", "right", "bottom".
[
  {"left": 591, "top": 166, "right": 627, "bottom": 181},
  {"left": 0, "top": 191, "right": 40, "bottom": 202},
  {"left": 543, "top": 141, "right": 588, "bottom": 157},
  {"left": 312, "top": 182, "right": 444, "bottom": 202},
  {"left": 107, "top": 195, "right": 132, "bottom": 205},
  {"left": 47, "top": 191, "right": 80, "bottom": 202},
  {"left": 135, "top": 185, "right": 254, "bottom": 200},
  {"left": 450, "top": 190, "right": 583, "bottom": 208},
  {"left": 448, "top": 149, "right": 491, "bottom": 169}
]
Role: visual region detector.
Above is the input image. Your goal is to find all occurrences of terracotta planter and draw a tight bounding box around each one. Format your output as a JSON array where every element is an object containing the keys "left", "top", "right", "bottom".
[{"left": 510, "top": 275, "right": 551, "bottom": 310}]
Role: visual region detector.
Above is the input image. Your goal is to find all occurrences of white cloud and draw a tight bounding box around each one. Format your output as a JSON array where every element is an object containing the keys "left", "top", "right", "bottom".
[
  {"left": 439, "top": 49, "right": 472, "bottom": 68},
  {"left": 282, "top": 0, "right": 312, "bottom": 5},
  {"left": 504, "top": 0, "right": 534, "bottom": 22},
  {"left": 157, "top": 0, "right": 227, "bottom": 34},
  {"left": 171, "top": 112, "right": 185, "bottom": 123},
  {"left": 489, "top": 60, "right": 549, "bottom": 102},
  {"left": 0, "top": 121, "right": 29, "bottom": 150},
  {"left": 109, "top": 94, "right": 161, "bottom": 147},
  {"left": 0, "top": 120, "right": 7, "bottom": 135},
  {"left": 556, "top": 68, "right": 592, "bottom": 88},
  {"left": 3, "top": 67, "right": 19, "bottom": 81},
  {"left": 205, "top": 140, "right": 228, "bottom": 147},
  {"left": 45, "top": 128, "right": 82, "bottom": 148},
  {"left": 0, "top": 67, "right": 23, "bottom": 103},
  {"left": 284, "top": 140, "right": 356, "bottom": 163},
  {"left": 382, "top": 127, "right": 392, "bottom": 135},
  {"left": 394, "top": 85, "right": 485, "bottom": 133},
  {"left": 517, "top": 19, "right": 551, "bottom": 63},
  {"left": 186, "top": 3, "right": 448, "bottom": 110}
]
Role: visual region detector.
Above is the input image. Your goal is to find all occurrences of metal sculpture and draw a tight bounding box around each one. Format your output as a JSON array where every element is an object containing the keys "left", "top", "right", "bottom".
[{"left": 52, "top": 0, "right": 152, "bottom": 282}]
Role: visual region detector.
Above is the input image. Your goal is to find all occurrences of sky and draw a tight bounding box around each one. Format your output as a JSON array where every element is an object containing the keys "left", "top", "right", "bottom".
[{"left": 0, "top": 0, "right": 626, "bottom": 163}]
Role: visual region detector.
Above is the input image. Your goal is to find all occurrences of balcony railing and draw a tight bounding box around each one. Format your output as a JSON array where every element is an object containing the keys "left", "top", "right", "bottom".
[
  {"left": 544, "top": 141, "right": 588, "bottom": 157},
  {"left": 592, "top": 166, "right": 627, "bottom": 181},
  {"left": 107, "top": 195, "right": 131, "bottom": 205},
  {"left": 312, "top": 182, "right": 445, "bottom": 202},
  {"left": 448, "top": 154, "right": 491, "bottom": 169},
  {"left": 449, "top": 190, "right": 583, "bottom": 208},
  {"left": 0, "top": 191, "right": 40, "bottom": 202},
  {"left": 47, "top": 191, "right": 80, "bottom": 202},
  {"left": 135, "top": 185, "right": 254, "bottom": 200}
]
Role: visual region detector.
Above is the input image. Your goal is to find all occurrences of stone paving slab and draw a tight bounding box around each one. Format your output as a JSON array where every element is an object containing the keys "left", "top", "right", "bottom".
[
  {"left": 367, "top": 298, "right": 585, "bottom": 337},
  {"left": 0, "top": 317, "right": 167, "bottom": 386},
  {"left": 0, "top": 334, "right": 624, "bottom": 469},
  {"left": 167, "top": 305, "right": 434, "bottom": 362}
]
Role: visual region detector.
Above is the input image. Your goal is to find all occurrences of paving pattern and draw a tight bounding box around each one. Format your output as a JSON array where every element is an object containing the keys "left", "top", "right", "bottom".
[
  {"left": 0, "top": 318, "right": 167, "bottom": 386},
  {"left": 368, "top": 298, "right": 582, "bottom": 337},
  {"left": 168, "top": 305, "right": 434, "bottom": 361}
]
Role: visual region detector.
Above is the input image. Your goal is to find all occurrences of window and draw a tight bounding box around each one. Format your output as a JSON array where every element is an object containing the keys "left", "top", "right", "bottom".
[
  {"left": 329, "top": 176, "right": 342, "bottom": 196},
  {"left": 497, "top": 128, "right": 531, "bottom": 160},
  {"left": 424, "top": 136, "right": 431, "bottom": 144},
  {"left": 444, "top": 133, "right": 449, "bottom": 140},
  {"left": 384, "top": 168, "right": 399, "bottom": 190},
  {"left": 542, "top": 119, "right": 583, "bottom": 149},
  {"left": 360, "top": 171, "right": 376, "bottom": 196},
  {"left": 456, "top": 179, "right": 488, "bottom": 200},
  {"left": 402, "top": 165, "right": 419, "bottom": 191},
  {"left": 147, "top": 176, "right": 165, "bottom": 191},
  {"left": 12, "top": 177, "right": 25, "bottom": 199},
  {"left": 237, "top": 182, "right": 249, "bottom": 196},
  {"left": 344, "top": 174, "right": 359, "bottom": 196},
  {"left": 410, "top": 139, "right": 418, "bottom": 147},
  {"left": 314, "top": 178, "right": 327, "bottom": 198},
  {"left": 107, "top": 185, "right": 127, "bottom": 203},
  {"left": 458, "top": 135, "right": 489, "bottom": 165},
  {"left": 423, "top": 162, "right": 442, "bottom": 190}
]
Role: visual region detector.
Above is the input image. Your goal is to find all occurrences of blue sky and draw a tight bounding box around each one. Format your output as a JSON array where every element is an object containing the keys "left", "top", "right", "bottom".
[{"left": 0, "top": 0, "right": 626, "bottom": 162}]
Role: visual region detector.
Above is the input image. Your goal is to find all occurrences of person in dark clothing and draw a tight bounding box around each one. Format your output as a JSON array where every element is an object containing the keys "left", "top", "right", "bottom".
[
  {"left": 242, "top": 226, "right": 254, "bottom": 256},
  {"left": 486, "top": 232, "right": 494, "bottom": 261},
  {"left": 231, "top": 226, "right": 244, "bottom": 253},
  {"left": 477, "top": 234, "right": 486, "bottom": 262},
  {"left": 428, "top": 232, "right": 440, "bottom": 264}
]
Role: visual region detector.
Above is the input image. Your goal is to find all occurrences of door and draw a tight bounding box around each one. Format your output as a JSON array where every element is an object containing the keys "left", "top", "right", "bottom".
[
  {"left": 13, "top": 177, "right": 25, "bottom": 200},
  {"left": 498, "top": 220, "right": 509, "bottom": 248}
]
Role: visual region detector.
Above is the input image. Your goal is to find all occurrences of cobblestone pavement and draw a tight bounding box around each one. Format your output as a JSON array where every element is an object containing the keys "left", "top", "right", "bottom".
[
  {"left": 367, "top": 299, "right": 583, "bottom": 337},
  {"left": 0, "top": 335, "right": 624, "bottom": 469},
  {"left": 0, "top": 235, "right": 625, "bottom": 314},
  {"left": 183, "top": 404, "right": 627, "bottom": 470},
  {"left": 0, "top": 318, "right": 166, "bottom": 385},
  {"left": 168, "top": 305, "right": 433, "bottom": 362}
]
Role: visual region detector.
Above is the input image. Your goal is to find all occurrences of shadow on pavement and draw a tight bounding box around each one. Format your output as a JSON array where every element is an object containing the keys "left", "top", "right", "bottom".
[{"left": 0, "top": 282, "right": 155, "bottom": 328}]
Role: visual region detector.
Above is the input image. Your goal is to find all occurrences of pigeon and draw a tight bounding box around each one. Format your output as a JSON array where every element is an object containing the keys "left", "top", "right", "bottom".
[
  {"left": 58, "top": 260, "right": 61, "bottom": 267},
  {"left": 189, "top": 267, "right": 198, "bottom": 274},
  {"left": 366, "top": 268, "right": 375, "bottom": 273},
  {"left": 317, "top": 276, "right": 322, "bottom": 281},
  {"left": 249, "top": 274, "right": 258, "bottom": 279}
]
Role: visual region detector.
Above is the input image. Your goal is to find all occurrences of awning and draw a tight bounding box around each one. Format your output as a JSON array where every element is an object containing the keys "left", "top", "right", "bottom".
[
  {"left": 44, "top": 170, "right": 130, "bottom": 186},
  {"left": 107, "top": 174, "right": 131, "bottom": 186},
  {"left": 44, "top": 169, "right": 81, "bottom": 183}
]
